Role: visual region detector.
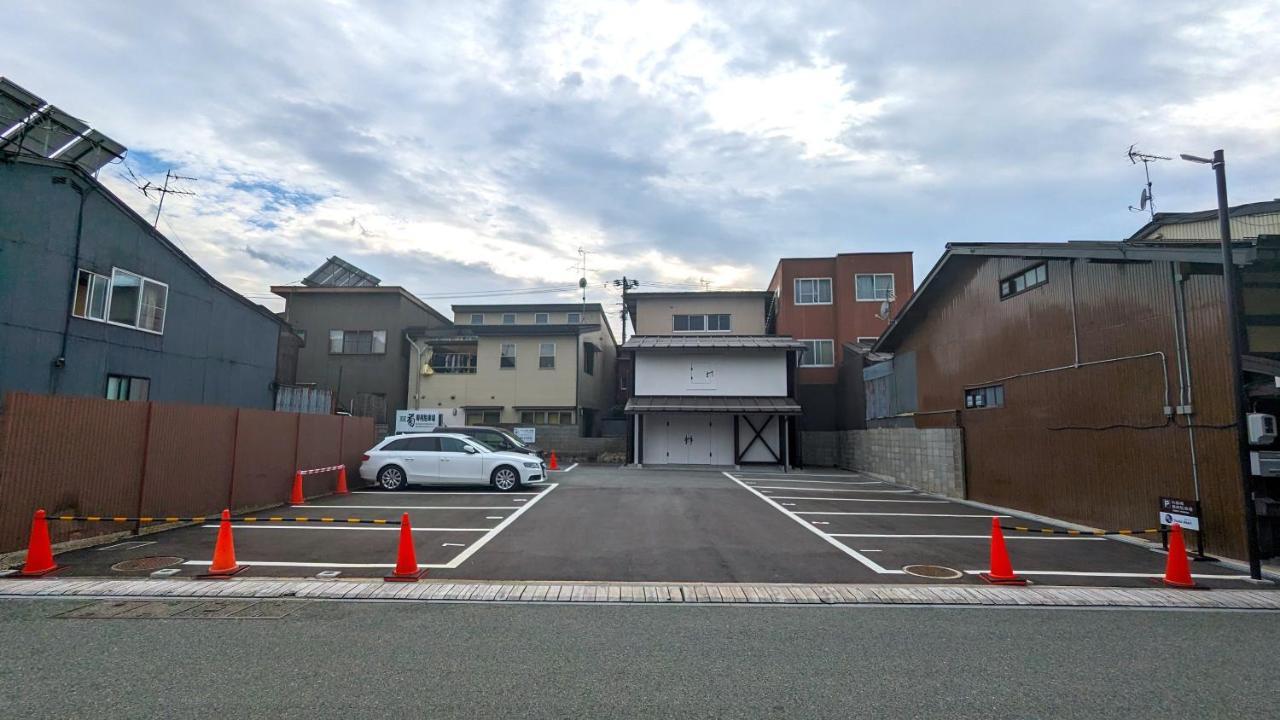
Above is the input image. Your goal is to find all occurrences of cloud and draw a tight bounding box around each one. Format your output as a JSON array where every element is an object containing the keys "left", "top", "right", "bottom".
[{"left": 3, "top": 0, "right": 1277, "bottom": 331}]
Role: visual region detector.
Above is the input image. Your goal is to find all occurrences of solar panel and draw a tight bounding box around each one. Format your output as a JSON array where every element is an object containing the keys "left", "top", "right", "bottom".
[
  {"left": 302, "top": 256, "right": 381, "bottom": 287},
  {"left": 0, "top": 76, "right": 126, "bottom": 174}
]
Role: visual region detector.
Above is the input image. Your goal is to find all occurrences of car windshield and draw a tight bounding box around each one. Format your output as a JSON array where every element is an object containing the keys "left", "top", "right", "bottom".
[{"left": 465, "top": 437, "right": 496, "bottom": 452}]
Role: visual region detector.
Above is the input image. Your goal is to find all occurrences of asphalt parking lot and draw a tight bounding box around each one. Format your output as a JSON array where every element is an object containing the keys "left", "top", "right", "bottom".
[{"left": 48, "top": 465, "right": 1261, "bottom": 587}]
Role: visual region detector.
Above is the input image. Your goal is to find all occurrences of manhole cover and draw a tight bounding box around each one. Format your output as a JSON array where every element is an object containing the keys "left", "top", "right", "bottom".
[
  {"left": 902, "top": 564, "right": 964, "bottom": 580},
  {"left": 111, "top": 556, "right": 184, "bottom": 572}
]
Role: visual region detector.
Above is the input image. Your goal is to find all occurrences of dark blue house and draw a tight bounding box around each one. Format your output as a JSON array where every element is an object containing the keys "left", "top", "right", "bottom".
[{"left": 0, "top": 153, "right": 282, "bottom": 409}]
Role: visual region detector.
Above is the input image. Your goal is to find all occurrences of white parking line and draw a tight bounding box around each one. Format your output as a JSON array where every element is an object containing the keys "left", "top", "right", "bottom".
[
  {"left": 746, "top": 478, "right": 883, "bottom": 486},
  {"left": 828, "top": 533, "right": 1105, "bottom": 541},
  {"left": 796, "top": 512, "right": 1013, "bottom": 518},
  {"left": 440, "top": 483, "right": 558, "bottom": 568},
  {"left": 202, "top": 524, "right": 493, "bottom": 532},
  {"left": 768, "top": 496, "right": 949, "bottom": 504},
  {"left": 723, "top": 471, "right": 902, "bottom": 575},
  {"left": 552, "top": 463, "right": 579, "bottom": 473},
  {"left": 185, "top": 560, "right": 401, "bottom": 569},
  {"left": 749, "top": 486, "right": 916, "bottom": 494},
  {"left": 733, "top": 472, "right": 864, "bottom": 478},
  {"left": 290, "top": 505, "right": 521, "bottom": 510},
  {"left": 353, "top": 486, "right": 542, "bottom": 491}
]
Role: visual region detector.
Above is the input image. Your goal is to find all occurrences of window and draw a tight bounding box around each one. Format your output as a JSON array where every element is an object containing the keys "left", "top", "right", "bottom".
[
  {"left": 798, "top": 339, "right": 835, "bottom": 367},
  {"left": 673, "top": 314, "right": 731, "bottom": 332},
  {"left": 469, "top": 313, "right": 484, "bottom": 324},
  {"left": 964, "top": 385, "right": 1004, "bottom": 409},
  {"left": 404, "top": 437, "right": 441, "bottom": 451},
  {"left": 329, "top": 330, "right": 387, "bottom": 354},
  {"left": 856, "top": 336, "right": 878, "bottom": 345},
  {"left": 502, "top": 313, "right": 516, "bottom": 325},
  {"left": 294, "top": 329, "right": 307, "bottom": 347},
  {"left": 1000, "top": 263, "right": 1048, "bottom": 300},
  {"left": 72, "top": 269, "right": 109, "bottom": 321},
  {"left": 583, "top": 344, "right": 596, "bottom": 375},
  {"left": 500, "top": 343, "right": 516, "bottom": 368},
  {"left": 438, "top": 436, "right": 472, "bottom": 453},
  {"left": 97, "top": 268, "right": 168, "bottom": 333},
  {"left": 105, "top": 374, "right": 149, "bottom": 401},
  {"left": 535, "top": 312, "right": 549, "bottom": 324},
  {"left": 855, "top": 273, "right": 895, "bottom": 301},
  {"left": 475, "top": 431, "right": 513, "bottom": 450},
  {"left": 539, "top": 342, "right": 556, "bottom": 369},
  {"left": 794, "top": 278, "right": 832, "bottom": 305},
  {"left": 520, "top": 410, "right": 574, "bottom": 425},
  {"left": 382, "top": 438, "right": 413, "bottom": 451},
  {"left": 465, "top": 410, "right": 502, "bottom": 424},
  {"left": 566, "top": 312, "right": 582, "bottom": 323}
]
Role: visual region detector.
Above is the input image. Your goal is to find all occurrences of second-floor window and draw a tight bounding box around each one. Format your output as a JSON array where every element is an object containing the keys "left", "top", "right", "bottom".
[
  {"left": 73, "top": 267, "right": 168, "bottom": 334},
  {"left": 798, "top": 339, "right": 835, "bottom": 367},
  {"left": 673, "top": 314, "right": 731, "bottom": 332},
  {"left": 1000, "top": 263, "right": 1048, "bottom": 300},
  {"left": 106, "top": 374, "right": 149, "bottom": 401},
  {"left": 855, "top": 273, "right": 894, "bottom": 301},
  {"left": 566, "top": 312, "right": 582, "bottom": 323},
  {"left": 328, "top": 330, "right": 387, "bottom": 354},
  {"left": 539, "top": 342, "right": 556, "bottom": 369},
  {"left": 502, "top": 313, "right": 516, "bottom": 324},
  {"left": 469, "top": 313, "right": 484, "bottom": 324},
  {"left": 500, "top": 343, "right": 516, "bottom": 368},
  {"left": 535, "top": 313, "right": 549, "bottom": 324},
  {"left": 794, "top": 278, "right": 832, "bottom": 305}
]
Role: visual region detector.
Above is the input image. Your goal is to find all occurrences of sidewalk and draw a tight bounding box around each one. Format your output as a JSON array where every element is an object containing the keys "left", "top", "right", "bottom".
[{"left": 2, "top": 578, "right": 1278, "bottom": 610}]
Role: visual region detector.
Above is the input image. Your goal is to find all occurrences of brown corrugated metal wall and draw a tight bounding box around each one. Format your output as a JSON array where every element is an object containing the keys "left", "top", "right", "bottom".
[
  {"left": 0, "top": 392, "right": 375, "bottom": 554},
  {"left": 902, "top": 257, "right": 1247, "bottom": 558}
]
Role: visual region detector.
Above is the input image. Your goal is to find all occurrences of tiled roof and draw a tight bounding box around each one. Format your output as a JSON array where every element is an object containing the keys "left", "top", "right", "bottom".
[
  {"left": 624, "top": 396, "right": 802, "bottom": 414},
  {"left": 622, "top": 335, "right": 806, "bottom": 350}
]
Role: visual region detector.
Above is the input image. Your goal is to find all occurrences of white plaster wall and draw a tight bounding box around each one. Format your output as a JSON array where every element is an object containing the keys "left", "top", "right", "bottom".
[{"left": 634, "top": 352, "right": 787, "bottom": 396}]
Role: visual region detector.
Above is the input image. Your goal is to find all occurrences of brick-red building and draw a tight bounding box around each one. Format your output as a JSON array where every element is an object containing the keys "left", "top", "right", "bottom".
[{"left": 767, "top": 252, "right": 914, "bottom": 429}]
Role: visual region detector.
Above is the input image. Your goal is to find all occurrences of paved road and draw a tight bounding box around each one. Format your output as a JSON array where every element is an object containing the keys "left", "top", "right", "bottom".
[{"left": 1, "top": 598, "right": 1275, "bottom": 719}]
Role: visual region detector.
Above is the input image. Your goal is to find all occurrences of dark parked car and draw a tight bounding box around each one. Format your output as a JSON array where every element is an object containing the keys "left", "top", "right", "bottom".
[{"left": 432, "top": 426, "right": 542, "bottom": 457}]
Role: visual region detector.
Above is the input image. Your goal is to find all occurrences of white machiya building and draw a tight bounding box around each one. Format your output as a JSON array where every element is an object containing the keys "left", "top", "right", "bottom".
[{"left": 622, "top": 292, "right": 805, "bottom": 467}]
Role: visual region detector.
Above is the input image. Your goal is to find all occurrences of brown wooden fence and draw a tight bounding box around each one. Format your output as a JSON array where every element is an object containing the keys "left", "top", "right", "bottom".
[{"left": 0, "top": 392, "right": 375, "bottom": 554}]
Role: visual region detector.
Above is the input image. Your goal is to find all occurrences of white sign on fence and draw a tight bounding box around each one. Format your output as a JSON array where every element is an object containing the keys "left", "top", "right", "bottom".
[
  {"left": 395, "top": 410, "right": 443, "bottom": 433},
  {"left": 513, "top": 427, "right": 536, "bottom": 443}
]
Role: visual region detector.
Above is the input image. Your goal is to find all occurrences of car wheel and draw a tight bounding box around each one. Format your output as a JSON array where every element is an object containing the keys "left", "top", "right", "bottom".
[
  {"left": 491, "top": 466, "right": 521, "bottom": 492},
  {"left": 377, "top": 465, "right": 407, "bottom": 491}
]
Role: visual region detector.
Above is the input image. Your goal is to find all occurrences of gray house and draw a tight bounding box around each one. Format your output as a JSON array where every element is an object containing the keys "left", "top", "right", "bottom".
[
  {"left": 0, "top": 154, "right": 283, "bottom": 409},
  {"left": 273, "top": 261, "right": 451, "bottom": 431}
]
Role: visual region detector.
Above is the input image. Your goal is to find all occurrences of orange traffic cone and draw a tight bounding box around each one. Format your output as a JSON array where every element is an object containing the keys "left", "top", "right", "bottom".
[
  {"left": 290, "top": 471, "right": 305, "bottom": 505},
  {"left": 979, "top": 517, "right": 1026, "bottom": 585},
  {"left": 19, "top": 509, "right": 60, "bottom": 577},
  {"left": 1162, "top": 524, "right": 1196, "bottom": 588},
  {"left": 335, "top": 466, "right": 350, "bottom": 495},
  {"left": 199, "top": 509, "right": 247, "bottom": 578},
  {"left": 548, "top": 451, "right": 559, "bottom": 471},
  {"left": 385, "top": 512, "right": 427, "bottom": 582}
]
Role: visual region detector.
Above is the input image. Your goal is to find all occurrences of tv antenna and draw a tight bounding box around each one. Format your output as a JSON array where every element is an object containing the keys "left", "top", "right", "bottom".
[
  {"left": 1126, "top": 145, "right": 1169, "bottom": 220},
  {"left": 577, "top": 247, "right": 589, "bottom": 306},
  {"left": 122, "top": 165, "right": 197, "bottom": 227}
]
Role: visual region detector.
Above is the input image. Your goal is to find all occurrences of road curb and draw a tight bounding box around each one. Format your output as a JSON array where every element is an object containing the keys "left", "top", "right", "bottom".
[{"left": 2, "top": 578, "right": 1278, "bottom": 609}]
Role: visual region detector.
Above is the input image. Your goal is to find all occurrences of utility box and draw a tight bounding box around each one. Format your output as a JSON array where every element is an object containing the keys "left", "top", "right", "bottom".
[
  {"left": 1251, "top": 451, "right": 1280, "bottom": 478},
  {"left": 1247, "top": 413, "right": 1277, "bottom": 445}
]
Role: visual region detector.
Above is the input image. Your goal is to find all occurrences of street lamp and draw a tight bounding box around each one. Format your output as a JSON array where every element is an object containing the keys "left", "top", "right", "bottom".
[{"left": 1180, "top": 148, "right": 1262, "bottom": 580}]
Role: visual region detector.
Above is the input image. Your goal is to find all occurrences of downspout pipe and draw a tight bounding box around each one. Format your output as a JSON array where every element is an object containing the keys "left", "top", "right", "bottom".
[
  {"left": 50, "top": 177, "right": 91, "bottom": 394},
  {"left": 404, "top": 334, "right": 425, "bottom": 410}
]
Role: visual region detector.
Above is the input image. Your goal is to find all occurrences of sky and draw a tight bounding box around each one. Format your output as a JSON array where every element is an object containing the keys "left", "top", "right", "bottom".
[{"left": 6, "top": 1, "right": 1279, "bottom": 321}]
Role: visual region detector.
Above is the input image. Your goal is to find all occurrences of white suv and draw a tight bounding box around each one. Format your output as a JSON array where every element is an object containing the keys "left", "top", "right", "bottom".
[{"left": 359, "top": 433, "right": 547, "bottom": 491}]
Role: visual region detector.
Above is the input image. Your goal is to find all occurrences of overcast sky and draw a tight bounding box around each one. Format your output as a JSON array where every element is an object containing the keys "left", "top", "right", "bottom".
[{"left": 7, "top": 1, "right": 1279, "bottom": 318}]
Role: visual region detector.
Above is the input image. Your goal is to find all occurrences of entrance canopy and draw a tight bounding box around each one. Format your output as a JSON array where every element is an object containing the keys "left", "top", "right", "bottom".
[{"left": 625, "top": 396, "right": 802, "bottom": 414}]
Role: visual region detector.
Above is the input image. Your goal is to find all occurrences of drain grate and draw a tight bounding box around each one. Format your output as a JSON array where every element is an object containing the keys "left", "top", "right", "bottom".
[
  {"left": 111, "top": 556, "right": 184, "bottom": 572},
  {"left": 902, "top": 564, "right": 964, "bottom": 580}
]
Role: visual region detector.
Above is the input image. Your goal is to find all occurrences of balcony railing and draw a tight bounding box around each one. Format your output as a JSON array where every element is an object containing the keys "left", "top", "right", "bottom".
[{"left": 429, "top": 353, "right": 478, "bottom": 374}]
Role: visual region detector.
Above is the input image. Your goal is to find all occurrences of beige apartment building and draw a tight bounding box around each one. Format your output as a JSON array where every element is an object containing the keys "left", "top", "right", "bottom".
[{"left": 404, "top": 303, "right": 617, "bottom": 436}]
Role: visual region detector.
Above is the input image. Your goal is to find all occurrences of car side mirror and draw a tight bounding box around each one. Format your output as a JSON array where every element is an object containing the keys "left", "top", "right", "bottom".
[{"left": 462, "top": 445, "right": 478, "bottom": 454}]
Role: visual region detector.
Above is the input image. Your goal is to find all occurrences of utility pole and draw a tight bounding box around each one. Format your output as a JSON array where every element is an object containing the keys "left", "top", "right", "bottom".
[
  {"left": 1180, "top": 148, "right": 1262, "bottom": 580},
  {"left": 613, "top": 276, "right": 639, "bottom": 342},
  {"left": 122, "top": 165, "right": 196, "bottom": 227}
]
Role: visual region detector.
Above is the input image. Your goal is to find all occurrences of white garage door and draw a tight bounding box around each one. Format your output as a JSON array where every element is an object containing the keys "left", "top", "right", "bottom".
[{"left": 643, "top": 414, "right": 734, "bottom": 465}]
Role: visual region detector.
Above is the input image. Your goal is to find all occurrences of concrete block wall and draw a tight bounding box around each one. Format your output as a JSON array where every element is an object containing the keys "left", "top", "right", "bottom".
[
  {"left": 802, "top": 429, "right": 965, "bottom": 498},
  {"left": 519, "top": 424, "right": 626, "bottom": 463}
]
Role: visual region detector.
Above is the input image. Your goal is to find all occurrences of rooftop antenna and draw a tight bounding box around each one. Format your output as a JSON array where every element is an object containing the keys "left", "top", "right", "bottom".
[
  {"left": 1126, "top": 145, "right": 1169, "bottom": 220},
  {"left": 122, "top": 165, "right": 197, "bottom": 227},
  {"left": 577, "top": 247, "right": 589, "bottom": 307},
  {"left": 699, "top": 277, "right": 711, "bottom": 291}
]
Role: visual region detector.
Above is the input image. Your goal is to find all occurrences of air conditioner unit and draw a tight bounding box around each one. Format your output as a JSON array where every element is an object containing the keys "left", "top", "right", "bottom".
[{"left": 1247, "top": 413, "right": 1277, "bottom": 445}]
